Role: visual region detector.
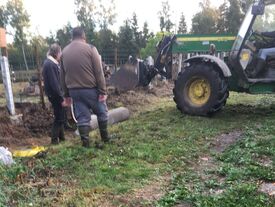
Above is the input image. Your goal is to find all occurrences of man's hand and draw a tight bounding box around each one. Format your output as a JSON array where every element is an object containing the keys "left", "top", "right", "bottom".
[
  {"left": 98, "top": 94, "right": 107, "bottom": 102},
  {"left": 62, "top": 97, "right": 72, "bottom": 107}
]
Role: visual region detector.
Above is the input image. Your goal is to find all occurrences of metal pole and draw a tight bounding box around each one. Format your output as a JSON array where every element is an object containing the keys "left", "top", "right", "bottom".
[{"left": 0, "top": 48, "right": 15, "bottom": 115}]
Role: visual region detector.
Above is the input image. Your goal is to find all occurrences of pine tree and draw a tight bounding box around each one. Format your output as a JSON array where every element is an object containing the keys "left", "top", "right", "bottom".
[
  {"left": 216, "top": 1, "right": 228, "bottom": 34},
  {"left": 226, "top": 0, "right": 243, "bottom": 34},
  {"left": 177, "top": 13, "right": 187, "bottom": 34},
  {"left": 191, "top": 0, "right": 218, "bottom": 34},
  {"left": 158, "top": 1, "right": 174, "bottom": 32}
]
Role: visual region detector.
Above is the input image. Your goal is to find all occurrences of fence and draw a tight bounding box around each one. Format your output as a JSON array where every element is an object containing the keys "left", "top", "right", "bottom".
[{"left": 0, "top": 70, "right": 37, "bottom": 83}]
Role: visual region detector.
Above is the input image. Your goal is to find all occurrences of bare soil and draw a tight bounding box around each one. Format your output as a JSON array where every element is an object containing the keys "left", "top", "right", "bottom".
[
  {"left": 211, "top": 130, "right": 243, "bottom": 153},
  {"left": 0, "top": 103, "right": 52, "bottom": 149},
  {"left": 107, "top": 81, "right": 173, "bottom": 114}
]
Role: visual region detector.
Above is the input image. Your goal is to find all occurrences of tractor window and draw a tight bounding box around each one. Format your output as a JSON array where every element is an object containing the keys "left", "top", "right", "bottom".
[{"left": 253, "top": 4, "right": 275, "bottom": 32}]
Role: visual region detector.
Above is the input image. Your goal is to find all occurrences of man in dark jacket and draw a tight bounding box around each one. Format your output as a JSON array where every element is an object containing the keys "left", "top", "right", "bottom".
[
  {"left": 42, "top": 43, "right": 65, "bottom": 144},
  {"left": 61, "top": 27, "right": 110, "bottom": 148}
]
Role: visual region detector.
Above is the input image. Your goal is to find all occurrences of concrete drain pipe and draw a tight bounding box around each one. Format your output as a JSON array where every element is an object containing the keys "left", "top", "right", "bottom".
[
  {"left": 90, "top": 107, "right": 130, "bottom": 130},
  {"left": 72, "top": 106, "right": 130, "bottom": 132}
]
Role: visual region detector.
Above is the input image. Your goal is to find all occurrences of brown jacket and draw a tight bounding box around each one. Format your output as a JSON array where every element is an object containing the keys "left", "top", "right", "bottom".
[{"left": 61, "top": 40, "right": 107, "bottom": 96}]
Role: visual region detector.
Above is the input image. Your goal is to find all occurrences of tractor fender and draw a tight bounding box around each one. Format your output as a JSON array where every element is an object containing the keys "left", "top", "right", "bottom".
[{"left": 184, "top": 55, "right": 231, "bottom": 77}]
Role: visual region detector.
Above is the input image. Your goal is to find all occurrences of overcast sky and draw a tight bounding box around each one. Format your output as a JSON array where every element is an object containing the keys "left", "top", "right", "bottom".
[{"left": 6, "top": 0, "right": 222, "bottom": 38}]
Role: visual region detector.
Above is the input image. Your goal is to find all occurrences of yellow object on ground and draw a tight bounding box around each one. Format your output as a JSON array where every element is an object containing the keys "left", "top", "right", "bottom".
[{"left": 13, "top": 146, "right": 47, "bottom": 157}]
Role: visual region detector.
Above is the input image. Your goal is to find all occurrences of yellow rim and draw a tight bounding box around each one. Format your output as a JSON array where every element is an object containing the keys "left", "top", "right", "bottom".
[{"left": 187, "top": 78, "right": 211, "bottom": 106}]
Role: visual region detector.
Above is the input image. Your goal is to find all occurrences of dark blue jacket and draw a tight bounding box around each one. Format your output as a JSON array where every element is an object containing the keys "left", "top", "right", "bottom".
[{"left": 42, "top": 58, "right": 63, "bottom": 103}]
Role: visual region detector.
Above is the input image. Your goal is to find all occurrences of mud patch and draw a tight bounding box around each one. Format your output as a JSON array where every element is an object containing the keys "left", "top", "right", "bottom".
[
  {"left": 259, "top": 182, "right": 275, "bottom": 196},
  {"left": 133, "top": 175, "right": 171, "bottom": 201},
  {"left": 211, "top": 131, "right": 243, "bottom": 153},
  {"left": 255, "top": 155, "right": 273, "bottom": 167},
  {"left": 186, "top": 131, "right": 244, "bottom": 197},
  {"left": 115, "top": 174, "right": 171, "bottom": 206},
  {"left": 174, "top": 203, "right": 192, "bottom": 207}
]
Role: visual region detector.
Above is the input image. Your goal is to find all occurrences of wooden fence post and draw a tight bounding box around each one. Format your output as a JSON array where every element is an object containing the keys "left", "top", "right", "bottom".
[{"left": 34, "top": 45, "right": 45, "bottom": 109}]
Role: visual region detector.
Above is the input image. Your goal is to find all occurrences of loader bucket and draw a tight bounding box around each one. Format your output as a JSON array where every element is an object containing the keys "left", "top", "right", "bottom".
[{"left": 110, "top": 63, "right": 139, "bottom": 91}]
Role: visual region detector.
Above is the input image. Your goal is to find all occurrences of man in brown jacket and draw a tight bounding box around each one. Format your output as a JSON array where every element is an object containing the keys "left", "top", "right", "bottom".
[{"left": 61, "top": 27, "right": 110, "bottom": 148}]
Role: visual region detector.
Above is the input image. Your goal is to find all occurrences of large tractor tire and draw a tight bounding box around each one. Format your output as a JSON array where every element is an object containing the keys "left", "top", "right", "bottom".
[{"left": 173, "top": 63, "right": 229, "bottom": 116}]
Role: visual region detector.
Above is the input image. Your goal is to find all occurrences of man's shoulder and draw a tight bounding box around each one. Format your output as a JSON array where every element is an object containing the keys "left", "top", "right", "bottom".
[
  {"left": 63, "top": 41, "right": 94, "bottom": 53},
  {"left": 43, "top": 58, "right": 57, "bottom": 69}
]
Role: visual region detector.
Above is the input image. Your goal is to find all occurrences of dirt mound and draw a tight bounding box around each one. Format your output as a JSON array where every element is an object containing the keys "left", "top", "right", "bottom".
[
  {"left": 19, "top": 103, "right": 53, "bottom": 135},
  {"left": 107, "top": 81, "right": 173, "bottom": 113},
  {"left": 0, "top": 103, "right": 53, "bottom": 148},
  {"left": 0, "top": 107, "right": 33, "bottom": 146}
]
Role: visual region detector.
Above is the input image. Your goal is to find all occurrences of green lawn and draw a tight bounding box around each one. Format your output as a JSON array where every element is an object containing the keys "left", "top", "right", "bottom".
[{"left": 0, "top": 92, "right": 274, "bottom": 206}]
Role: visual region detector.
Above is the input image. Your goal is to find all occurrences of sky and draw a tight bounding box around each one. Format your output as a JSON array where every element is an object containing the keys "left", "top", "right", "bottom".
[{"left": 6, "top": 0, "right": 222, "bottom": 39}]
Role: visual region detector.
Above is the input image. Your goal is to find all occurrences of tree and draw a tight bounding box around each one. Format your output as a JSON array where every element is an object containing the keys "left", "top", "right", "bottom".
[
  {"left": 5, "top": 0, "right": 30, "bottom": 70},
  {"left": 191, "top": 0, "right": 218, "bottom": 34},
  {"left": 45, "top": 32, "right": 56, "bottom": 46},
  {"left": 129, "top": 13, "right": 152, "bottom": 57},
  {"left": 216, "top": 1, "right": 228, "bottom": 34},
  {"left": 141, "top": 22, "right": 152, "bottom": 49},
  {"left": 118, "top": 20, "right": 138, "bottom": 62},
  {"left": 0, "top": 5, "right": 7, "bottom": 28},
  {"left": 131, "top": 13, "right": 142, "bottom": 53},
  {"left": 226, "top": 0, "right": 243, "bottom": 34},
  {"left": 30, "top": 35, "right": 48, "bottom": 65},
  {"left": 97, "top": 28, "right": 117, "bottom": 64},
  {"left": 177, "top": 13, "right": 187, "bottom": 34},
  {"left": 158, "top": 1, "right": 174, "bottom": 32},
  {"left": 74, "top": 0, "right": 96, "bottom": 43},
  {"left": 239, "top": 0, "right": 254, "bottom": 13},
  {"left": 55, "top": 23, "right": 73, "bottom": 48},
  {"left": 140, "top": 32, "right": 168, "bottom": 59},
  {"left": 97, "top": 0, "right": 116, "bottom": 30}
]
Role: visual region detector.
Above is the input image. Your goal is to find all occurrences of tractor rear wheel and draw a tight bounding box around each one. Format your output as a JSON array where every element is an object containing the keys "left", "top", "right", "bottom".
[{"left": 173, "top": 63, "right": 229, "bottom": 116}]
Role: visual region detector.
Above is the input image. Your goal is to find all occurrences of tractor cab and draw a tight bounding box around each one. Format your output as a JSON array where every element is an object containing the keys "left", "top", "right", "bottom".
[{"left": 230, "top": 0, "right": 275, "bottom": 82}]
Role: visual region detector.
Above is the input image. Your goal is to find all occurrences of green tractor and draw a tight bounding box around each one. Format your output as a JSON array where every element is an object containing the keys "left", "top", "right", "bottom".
[{"left": 173, "top": 0, "right": 275, "bottom": 115}]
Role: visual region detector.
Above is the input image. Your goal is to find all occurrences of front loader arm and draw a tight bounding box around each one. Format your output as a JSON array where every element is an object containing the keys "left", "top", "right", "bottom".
[{"left": 143, "top": 35, "right": 176, "bottom": 85}]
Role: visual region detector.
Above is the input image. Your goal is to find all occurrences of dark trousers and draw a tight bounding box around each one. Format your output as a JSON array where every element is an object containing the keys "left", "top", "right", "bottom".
[{"left": 48, "top": 96, "right": 65, "bottom": 125}]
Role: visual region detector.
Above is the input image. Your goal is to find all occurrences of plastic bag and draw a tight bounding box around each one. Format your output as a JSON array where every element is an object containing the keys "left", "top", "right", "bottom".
[
  {"left": 13, "top": 146, "right": 47, "bottom": 158},
  {"left": 0, "top": 147, "right": 14, "bottom": 166}
]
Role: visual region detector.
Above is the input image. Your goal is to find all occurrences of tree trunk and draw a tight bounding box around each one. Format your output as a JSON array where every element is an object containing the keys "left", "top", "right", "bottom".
[{"left": 21, "top": 43, "right": 29, "bottom": 71}]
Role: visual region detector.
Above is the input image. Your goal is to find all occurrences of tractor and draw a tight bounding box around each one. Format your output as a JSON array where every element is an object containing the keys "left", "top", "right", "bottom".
[
  {"left": 111, "top": 0, "right": 275, "bottom": 116},
  {"left": 172, "top": 0, "right": 275, "bottom": 115}
]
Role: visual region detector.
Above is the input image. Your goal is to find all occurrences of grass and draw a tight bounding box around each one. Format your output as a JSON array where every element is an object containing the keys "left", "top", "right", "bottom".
[{"left": 0, "top": 92, "right": 275, "bottom": 206}]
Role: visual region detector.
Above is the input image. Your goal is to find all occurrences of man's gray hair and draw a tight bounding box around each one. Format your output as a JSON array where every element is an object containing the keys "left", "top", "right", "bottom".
[{"left": 48, "top": 43, "right": 61, "bottom": 58}]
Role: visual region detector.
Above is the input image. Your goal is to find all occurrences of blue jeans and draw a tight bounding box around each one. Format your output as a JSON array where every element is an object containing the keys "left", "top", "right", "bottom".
[
  {"left": 69, "top": 88, "right": 108, "bottom": 126},
  {"left": 259, "top": 48, "right": 275, "bottom": 60}
]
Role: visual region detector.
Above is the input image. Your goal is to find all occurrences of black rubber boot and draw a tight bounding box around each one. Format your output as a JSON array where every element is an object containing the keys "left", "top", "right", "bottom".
[
  {"left": 251, "top": 58, "right": 266, "bottom": 78},
  {"left": 78, "top": 126, "right": 91, "bottom": 148},
  {"left": 59, "top": 124, "right": 65, "bottom": 142},
  {"left": 51, "top": 123, "right": 60, "bottom": 145},
  {"left": 98, "top": 121, "right": 110, "bottom": 143}
]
